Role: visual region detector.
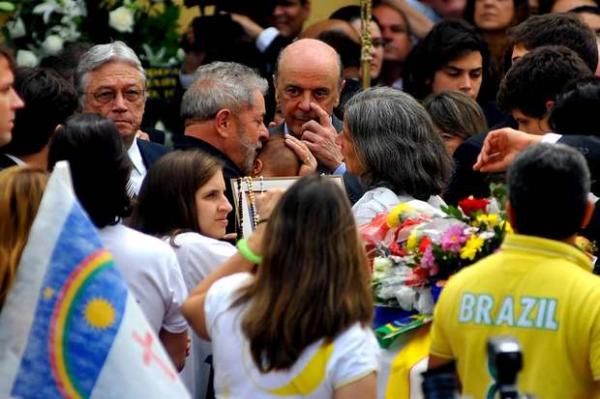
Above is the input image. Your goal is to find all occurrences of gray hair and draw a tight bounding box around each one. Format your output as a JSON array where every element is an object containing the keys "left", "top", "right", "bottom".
[
  {"left": 345, "top": 87, "right": 452, "bottom": 199},
  {"left": 75, "top": 41, "right": 146, "bottom": 104},
  {"left": 181, "top": 62, "right": 268, "bottom": 122}
]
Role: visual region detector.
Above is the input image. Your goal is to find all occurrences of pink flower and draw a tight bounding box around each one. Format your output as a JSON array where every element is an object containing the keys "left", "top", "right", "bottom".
[
  {"left": 421, "top": 246, "right": 438, "bottom": 276},
  {"left": 441, "top": 225, "right": 468, "bottom": 252}
]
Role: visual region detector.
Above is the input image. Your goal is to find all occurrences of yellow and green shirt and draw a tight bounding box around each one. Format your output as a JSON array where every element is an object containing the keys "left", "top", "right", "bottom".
[{"left": 430, "top": 234, "right": 600, "bottom": 398}]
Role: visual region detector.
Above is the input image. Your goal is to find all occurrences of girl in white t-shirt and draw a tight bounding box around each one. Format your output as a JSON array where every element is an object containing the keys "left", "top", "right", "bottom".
[
  {"left": 132, "top": 150, "right": 236, "bottom": 398},
  {"left": 183, "top": 175, "right": 380, "bottom": 399}
]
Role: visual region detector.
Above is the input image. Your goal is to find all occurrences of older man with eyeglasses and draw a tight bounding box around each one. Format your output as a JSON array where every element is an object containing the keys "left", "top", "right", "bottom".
[{"left": 76, "top": 41, "right": 168, "bottom": 195}]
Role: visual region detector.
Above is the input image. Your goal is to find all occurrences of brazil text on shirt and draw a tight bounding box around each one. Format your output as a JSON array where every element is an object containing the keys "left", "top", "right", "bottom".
[{"left": 457, "top": 293, "right": 559, "bottom": 330}]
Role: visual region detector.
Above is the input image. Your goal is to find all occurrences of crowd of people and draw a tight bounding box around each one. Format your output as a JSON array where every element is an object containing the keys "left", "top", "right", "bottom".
[{"left": 2, "top": 0, "right": 600, "bottom": 397}]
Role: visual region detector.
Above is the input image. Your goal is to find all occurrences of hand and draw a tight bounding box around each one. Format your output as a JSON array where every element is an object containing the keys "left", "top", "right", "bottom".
[
  {"left": 230, "top": 13, "right": 264, "bottom": 39},
  {"left": 300, "top": 102, "right": 343, "bottom": 171},
  {"left": 136, "top": 130, "right": 150, "bottom": 141},
  {"left": 473, "top": 128, "right": 543, "bottom": 173},
  {"left": 284, "top": 134, "right": 317, "bottom": 176}
]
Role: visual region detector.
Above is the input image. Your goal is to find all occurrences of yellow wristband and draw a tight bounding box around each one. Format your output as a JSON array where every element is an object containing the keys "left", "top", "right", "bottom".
[{"left": 236, "top": 238, "right": 262, "bottom": 264}]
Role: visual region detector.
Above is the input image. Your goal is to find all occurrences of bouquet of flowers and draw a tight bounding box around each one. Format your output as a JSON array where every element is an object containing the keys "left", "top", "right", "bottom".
[{"left": 361, "top": 194, "right": 511, "bottom": 346}]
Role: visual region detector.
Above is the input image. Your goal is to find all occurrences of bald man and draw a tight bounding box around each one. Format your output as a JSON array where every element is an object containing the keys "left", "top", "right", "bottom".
[{"left": 271, "top": 38, "right": 365, "bottom": 202}]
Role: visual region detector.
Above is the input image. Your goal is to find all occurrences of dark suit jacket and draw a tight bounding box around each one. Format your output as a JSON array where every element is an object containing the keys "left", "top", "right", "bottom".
[
  {"left": 137, "top": 139, "right": 169, "bottom": 170},
  {"left": 174, "top": 135, "right": 242, "bottom": 235},
  {"left": 0, "top": 153, "right": 17, "bottom": 171},
  {"left": 268, "top": 117, "right": 366, "bottom": 204}
]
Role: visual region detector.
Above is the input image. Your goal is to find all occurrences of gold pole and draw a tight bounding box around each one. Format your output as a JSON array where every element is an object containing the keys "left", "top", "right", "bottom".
[{"left": 360, "top": 0, "right": 373, "bottom": 89}]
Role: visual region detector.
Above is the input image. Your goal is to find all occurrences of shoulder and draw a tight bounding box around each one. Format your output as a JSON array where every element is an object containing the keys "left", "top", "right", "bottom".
[
  {"left": 173, "top": 232, "right": 236, "bottom": 259},
  {"left": 268, "top": 123, "right": 285, "bottom": 136},
  {"left": 205, "top": 273, "right": 253, "bottom": 319},
  {"left": 137, "top": 139, "right": 170, "bottom": 167},
  {"left": 101, "top": 224, "right": 177, "bottom": 260}
]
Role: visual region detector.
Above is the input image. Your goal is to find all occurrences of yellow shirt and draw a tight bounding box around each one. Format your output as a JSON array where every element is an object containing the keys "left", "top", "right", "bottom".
[{"left": 430, "top": 234, "right": 600, "bottom": 398}]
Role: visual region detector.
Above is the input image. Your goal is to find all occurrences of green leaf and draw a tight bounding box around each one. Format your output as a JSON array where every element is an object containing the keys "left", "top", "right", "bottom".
[{"left": 0, "top": 2, "right": 15, "bottom": 12}]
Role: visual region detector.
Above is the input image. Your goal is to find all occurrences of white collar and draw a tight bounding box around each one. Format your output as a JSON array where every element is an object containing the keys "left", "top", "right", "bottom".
[{"left": 127, "top": 138, "right": 144, "bottom": 174}]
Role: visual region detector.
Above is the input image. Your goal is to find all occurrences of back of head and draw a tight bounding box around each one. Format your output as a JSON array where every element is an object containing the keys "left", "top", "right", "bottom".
[
  {"left": 2, "top": 67, "right": 78, "bottom": 157},
  {"left": 423, "top": 90, "right": 487, "bottom": 140},
  {"left": 329, "top": 5, "right": 362, "bottom": 23},
  {"left": 344, "top": 87, "right": 452, "bottom": 200},
  {"left": 254, "top": 135, "right": 301, "bottom": 177},
  {"left": 404, "top": 20, "right": 489, "bottom": 100},
  {"left": 299, "top": 19, "right": 361, "bottom": 42},
  {"left": 180, "top": 61, "right": 268, "bottom": 123},
  {"left": 237, "top": 175, "right": 372, "bottom": 371},
  {"left": 497, "top": 45, "right": 593, "bottom": 118},
  {"left": 508, "top": 13, "right": 598, "bottom": 72},
  {"left": 48, "top": 113, "right": 131, "bottom": 228},
  {"left": 133, "top": 150, "right": 222, "bottom": 236},
  {"left": 316, "top": 29, "right": 361, "bottom": 71},
  {"left": 75, "top": 41, "right": 145, "bottom": 103},
  {"left": 508, "top": 143, "right": 590, "bottom": 240},
  {"left": 549, "top": 77, "right": 600, "bottom": 135},
  {"left": 0, "top": 166, "right": 48, "bottom": 309}
]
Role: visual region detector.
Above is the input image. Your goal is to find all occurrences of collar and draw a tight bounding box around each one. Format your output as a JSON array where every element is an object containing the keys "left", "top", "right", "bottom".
[
  {"left": 501, "top": 234, "right": 593, "bottom": 272},
  {"left": 4, "top": 154, "right": 25, "bottom": 165},
  {"left": 127, "top": 138, "right": 145, "bottom": 174}
]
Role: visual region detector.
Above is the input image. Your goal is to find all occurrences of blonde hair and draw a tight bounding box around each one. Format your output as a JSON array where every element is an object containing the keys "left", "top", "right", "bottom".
[{"left": 0, "top": 166, "right": 48, "bottom": 309}]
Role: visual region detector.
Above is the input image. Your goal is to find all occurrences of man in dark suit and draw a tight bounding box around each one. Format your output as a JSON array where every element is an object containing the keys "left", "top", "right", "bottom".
[
  {"left": 174, "top": 61, "right": 317, "bottom": 235},
  {"left": 0, "top": 45, "right": 24, "bottom": 168},
  {"left": 270, "top": 38, "right": 365, "bottom": 203},
  {"left": 76, "top": 41, "right": 169, "bottom": 195}
]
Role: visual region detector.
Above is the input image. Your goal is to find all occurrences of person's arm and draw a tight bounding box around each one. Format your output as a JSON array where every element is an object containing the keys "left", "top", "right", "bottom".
[
  {"left": 181, "top": 190, "right": 283, "bottom": 340},
  {"left": 473, "top": 128, "right": 542, "bottom": 173},
  {"left": 159, "top": 329, "right": 188, "bottom": 372},
  {"left": 334, "top": 372, "right": 377, "bottom": 399},
  {"left": 386, "top": 0, "right": 434, "bottom": 39},
  {"left": 428, "top": 354, "right": 453, "bottom": 369}
]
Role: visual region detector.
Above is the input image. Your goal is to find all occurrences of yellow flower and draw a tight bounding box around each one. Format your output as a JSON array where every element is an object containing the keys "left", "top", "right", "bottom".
[
  {"left": 460, "top": 235, "right": 485, "bottom": 260},
  {"left": 387, "top": 203, "right": 414, "bottom": 227},
  {"left": 475, "top": 213, "right": 499, "bottom": 228},
  {"left": 503, "top": 221, "right": 513, "bottom": 234},
  {"left": 406, "top": 230, "right": 419, "bottom": 251}
]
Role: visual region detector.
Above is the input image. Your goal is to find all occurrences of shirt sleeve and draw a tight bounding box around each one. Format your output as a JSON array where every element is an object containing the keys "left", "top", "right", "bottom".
[
  {"left": 160, "top": 251, "right": 190, "bottom": 334},
  {"left": 541, "top": 133, "right": 562, "bottom": 144},
  {"left": 331, "top": 326, "right": 380, "bottom": 389},
  {"left": 204, "top": 273, "right": 252, "bottom": 339},
  {"left": 256, "top": 27, "right": 279, "bottom": 52}
]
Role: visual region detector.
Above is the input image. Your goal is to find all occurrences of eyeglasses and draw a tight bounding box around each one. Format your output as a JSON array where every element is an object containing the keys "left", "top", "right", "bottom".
[{"left": 90, "top": 88, "right": 145, "bottom": 105}]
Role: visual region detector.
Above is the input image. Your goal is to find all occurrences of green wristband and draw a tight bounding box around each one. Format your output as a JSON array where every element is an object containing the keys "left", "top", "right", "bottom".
[{"left": 236, "top": 238, "right": 262, "bottom": 264}]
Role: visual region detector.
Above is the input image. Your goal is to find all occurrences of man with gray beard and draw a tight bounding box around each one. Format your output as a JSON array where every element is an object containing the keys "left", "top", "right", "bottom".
[{"left": 176, "top": 62, "right": 316, "bottom": 235}]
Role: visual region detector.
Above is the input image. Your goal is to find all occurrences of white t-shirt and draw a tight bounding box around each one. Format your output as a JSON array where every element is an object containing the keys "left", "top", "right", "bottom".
[
  {"left": 167, "top": 232, "right": 236, "bottom": 399},
  {"left": 352, "top": 186, "right": 446, "bottom": 226},
  {"left": 99, "top": 224, "right": 188, "bottom": 334},
  {"left": 205, "top": 273, "right": 380, "bottom": 399},
  {"left": 169, "top": 232, "right": 236, "bottom": 292}
]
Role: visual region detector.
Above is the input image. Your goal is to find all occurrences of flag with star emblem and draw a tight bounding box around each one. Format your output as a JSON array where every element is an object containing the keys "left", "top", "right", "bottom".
[{"left": 0, "top": 162, "right": 190, "bottom": 399}]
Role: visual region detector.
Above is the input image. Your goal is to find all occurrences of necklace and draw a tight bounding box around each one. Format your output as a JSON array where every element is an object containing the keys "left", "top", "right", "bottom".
[
  {"left": 236, "top": 178, "right": 244, "bottom": 238},
  {"left": 245, "top": 177, "right": 259, "bottom": 231}
]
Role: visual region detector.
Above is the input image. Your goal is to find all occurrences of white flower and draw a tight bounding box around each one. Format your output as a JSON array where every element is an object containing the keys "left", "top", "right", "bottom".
[
  {"left": 16, "top": 50, "right": 39, "bottom": 67},
  {"left": 7, "top": 17, "right": 26, "bottom": 39},
  {"left": 109, "top": 6, "right": 134, "bottom": 33},
  {"left": 42, "top": 35, "right": 64, "bottom": 55},
  {"left": 33, "top": 1, "right": 61, "bottom": 24}
]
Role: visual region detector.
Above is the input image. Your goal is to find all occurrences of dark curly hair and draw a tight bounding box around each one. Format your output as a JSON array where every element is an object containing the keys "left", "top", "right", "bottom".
[{"left": 497, "top": 45, "right": 593, "bottom": 118}]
